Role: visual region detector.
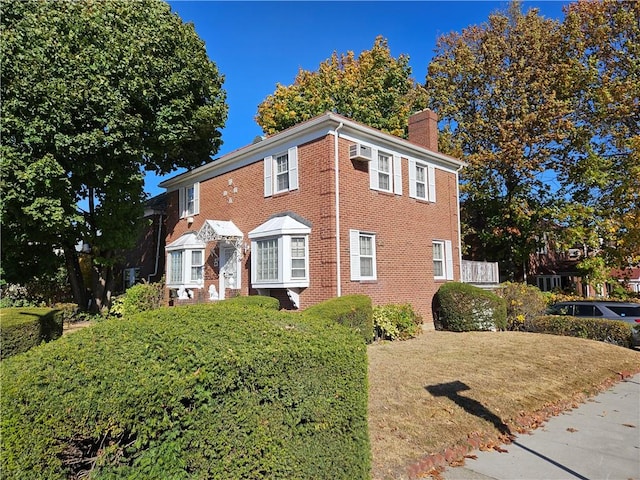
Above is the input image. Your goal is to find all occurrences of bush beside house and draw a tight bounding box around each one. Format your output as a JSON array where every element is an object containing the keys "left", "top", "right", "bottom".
[
  {"left": 1, "top": 302, "right": 370, "bottom": 479},
  {"left": 0, "top": 307, "right": 64, "bottom": 359},
  {"left": 373, "top": 304, "right": 423, "bottom": 341},
  {"left": 303, "top": 294, "right": 374, "bottom": 344},
  {"left": 435, "top": 282, "right": 507, "bottom": 332}
]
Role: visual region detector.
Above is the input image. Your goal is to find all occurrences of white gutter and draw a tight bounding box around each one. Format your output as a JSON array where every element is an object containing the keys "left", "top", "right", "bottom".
[
  {"left": 455, "top": 164, "right": 464, "bottom": 281},
  {"left": 334, "top": 122, "right": 344, "bottom": 297}
]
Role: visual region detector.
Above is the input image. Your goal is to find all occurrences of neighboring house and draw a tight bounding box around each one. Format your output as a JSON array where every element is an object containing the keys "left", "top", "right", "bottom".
[
  {"left": 158, "top": 110, "right": 465, "bottom": 325},
  {"left": 529, "top": 239, "right": 599, "bottom": 296},
  {"left": 611, "top": 267, "right": 640, "bottom": 295},
  {"left": 116, "top": 193, "right": 167, "bottom": 293}
]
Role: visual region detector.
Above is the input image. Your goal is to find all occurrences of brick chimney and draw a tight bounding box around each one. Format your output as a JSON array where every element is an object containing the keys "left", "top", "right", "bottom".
[{"left": 408, "top": 109, "right": 438, "bottom": 152}]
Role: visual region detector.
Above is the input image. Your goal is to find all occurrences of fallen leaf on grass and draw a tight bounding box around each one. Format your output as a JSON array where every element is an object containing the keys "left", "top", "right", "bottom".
[{"left": 493, "top": 446, "right": 509, "bottom": 453}]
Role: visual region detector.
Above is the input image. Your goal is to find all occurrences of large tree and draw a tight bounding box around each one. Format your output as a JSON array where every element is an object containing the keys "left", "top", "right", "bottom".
[
  {"left": 560, "top": 0, "right": 640, "bottom": 268},
  {"left": 425, "top": 3, "right": 578, "bottom": 279},
  {"left": 256, "top": 36, "right": 427, "bottom": 137},
  {"left": 1, "top": 0, "right": 227, "bottom": 311}
]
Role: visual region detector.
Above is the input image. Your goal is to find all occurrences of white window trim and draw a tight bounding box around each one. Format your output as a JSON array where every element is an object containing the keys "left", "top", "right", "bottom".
[
  {"left": 166, "top": 247, "right": 205, "bottom": 289},
  {"left": 178, "top": 182, "right": 200, "bottom": 218},
  {"left": 249, "top": 215, "right": 310, "bottom": 289},
  {"left": 369, "top": 149, "right": 402, "bottom": 195},
  {"left": 409, "top": 159, "right": 436, "bottom": 202},
  {"left": 433, "top": 239, "right": 454, "bottom": 280},
  {"left": 350, "top": 229, "right": 377, "bottom": 281},
  {"left": 264, "top": 146, "right": 298, "bottom": 197}
]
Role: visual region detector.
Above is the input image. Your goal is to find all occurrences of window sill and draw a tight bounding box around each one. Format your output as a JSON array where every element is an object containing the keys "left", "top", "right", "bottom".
[
  {"left": 252, "top": 281, "right": 309, "bottom": 289},
  {"left": 356, "top": 279, "right": 378, "bottom": 284}
]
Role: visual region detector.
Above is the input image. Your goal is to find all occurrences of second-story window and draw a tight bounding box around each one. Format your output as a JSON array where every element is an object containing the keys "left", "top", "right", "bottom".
[
  {"left": 276, "top": 152, "right": 290, "bottom": 192},
  {"left": 179, "top": 182, "right": 200, "bottom": 218},
  {"left": 369, "top": 149, "right": 402, "bottom": 195},
  {"left": 409, "top": 159, "right": 436, "bottom": 202},
  {"left": 377, "top": 152, "right": 391, "bottom": 191},
  {"left": 264, "top": 147, "right": 299, "bottom": 197}
]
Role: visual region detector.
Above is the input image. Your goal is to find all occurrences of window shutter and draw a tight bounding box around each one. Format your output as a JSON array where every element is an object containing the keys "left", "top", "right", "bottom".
[
  {"left": 288, "top": 147, "right": 298, "bottom": 191},
  {"left": 393, "top": 154, "right": 402, "bottom": 195},
  {"left": 445, "top": 240, "right": 454, "bottom": 280},
  {"left": 428, "top": 165, "right": 436, "bottom": 202},
  {"left": 264, "top": 155, "right": 273, "bottom": 197},
  {"left": 179, "top": 187, "right": 185, "bottom": 218},
  {"left": 369, "top": 149, "right": 379, "bottom": 190},
  {"left": 350, "top": 229, "right": 360, "bottom": 281},
  {"left": 193, "top": 182, "right": 200, "bottom": 215},
  {"left": 408, "top": 159, "right": 417, "bottom": 198}
]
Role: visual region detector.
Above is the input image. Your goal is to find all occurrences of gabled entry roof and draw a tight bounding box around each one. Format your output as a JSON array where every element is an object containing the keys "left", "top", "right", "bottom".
[{"left": 197, "top": 220, "right": 243, "bottom": 243}]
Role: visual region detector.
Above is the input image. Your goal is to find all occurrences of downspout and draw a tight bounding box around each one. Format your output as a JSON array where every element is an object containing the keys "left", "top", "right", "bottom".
[
  {"left": 334, "top": 122, "right": 344, "bottom": 297},
  {"left": 455, "top": 165, "right": 464, "bottom": 282},
  {"left": 147, "top": 213, "right": 164, "bottom": 283}
]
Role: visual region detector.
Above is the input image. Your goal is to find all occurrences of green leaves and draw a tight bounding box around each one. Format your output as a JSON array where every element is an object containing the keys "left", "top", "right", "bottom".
[
  {"left": 1, "top": 0, "right": 227, "bottom": 306},
  {"left": 427, "top": 1, "right": 640, "bottom": 276},
  {"left": 256, "top": 36, "right": 427, "bottom": 137}
]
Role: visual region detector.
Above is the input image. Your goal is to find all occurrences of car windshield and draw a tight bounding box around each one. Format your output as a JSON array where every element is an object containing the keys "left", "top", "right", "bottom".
[{"left": 606, "top": 306, "right": 640, "bottom": 317}]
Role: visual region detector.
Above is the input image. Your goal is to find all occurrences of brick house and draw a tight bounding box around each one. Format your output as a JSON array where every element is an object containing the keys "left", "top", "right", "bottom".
[
  {"left": 158, "top": 110, "right": 465, "bottom": 325},
  {"left": 116, "top": 193, "right": 167, "bottom": 293}
]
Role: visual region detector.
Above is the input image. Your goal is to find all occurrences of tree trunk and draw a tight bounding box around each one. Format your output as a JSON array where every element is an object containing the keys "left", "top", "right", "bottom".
[
  {"left": 91, "top": 251, "right": 115, "bottom": 314},
  {"left": 63, "top": 243, "right": 88, "bottom": 311}
]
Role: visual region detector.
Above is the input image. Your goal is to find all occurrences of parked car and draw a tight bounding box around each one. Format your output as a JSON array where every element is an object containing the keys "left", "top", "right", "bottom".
[{"left": 547, "top": 301, "right": 640, "bottom": 345}]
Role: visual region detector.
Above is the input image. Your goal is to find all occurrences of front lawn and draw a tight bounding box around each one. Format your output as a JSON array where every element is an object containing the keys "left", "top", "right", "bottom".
[{"left": 368, "top": 331, "right": 640, "bottom": 479}]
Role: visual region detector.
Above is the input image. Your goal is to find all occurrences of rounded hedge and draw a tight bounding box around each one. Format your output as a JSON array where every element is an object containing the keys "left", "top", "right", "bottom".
[
  {"left": 435, "top": 282, "right": 507, "bottom": 332},
  {"left": 1, "top": 303, "right": 370, "bottom": 479}
]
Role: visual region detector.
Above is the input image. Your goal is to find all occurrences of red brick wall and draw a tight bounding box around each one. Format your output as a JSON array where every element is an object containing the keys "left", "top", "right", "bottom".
[{"left": 165, "top": 132, "right": 460, "bottom": 325}]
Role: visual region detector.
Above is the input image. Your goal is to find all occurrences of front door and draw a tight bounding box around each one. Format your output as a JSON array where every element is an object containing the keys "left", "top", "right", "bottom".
[{"left": 218, "top": 245, "right": 239, "bottom": 300}]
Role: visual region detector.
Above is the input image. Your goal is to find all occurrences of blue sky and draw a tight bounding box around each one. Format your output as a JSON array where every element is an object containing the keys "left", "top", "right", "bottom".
[{"left": 149, "top": 0, "right": 570, "bottom": 197}]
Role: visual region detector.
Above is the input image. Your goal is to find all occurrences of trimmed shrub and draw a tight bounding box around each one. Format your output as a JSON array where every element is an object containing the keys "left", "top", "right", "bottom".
[
  {"left": 0, "top": 308, "right": 64, "bottom": 359},
  {"left": 220, "top": 294, "right": 281, "bottom": 310},
  {"left": 303, "top": 294, "right": 374, "bottom": 343},
  {"left": 109, "top": 282, "right": 164, "bottom": 317},
  {"left": 498, "top": 282, "right": 547, "bottom": 331},
  {"left": 373, "top": 304, "right": 423, "bottom": 340},
  {"left": 521, "top": 314, "right": 635, "bottom": 348},
  {"left": 435, "top": 282, "right": 507, "bottom": 332},
  {"left": 1, "top": 303, "right": 370, "bottom": 479}
]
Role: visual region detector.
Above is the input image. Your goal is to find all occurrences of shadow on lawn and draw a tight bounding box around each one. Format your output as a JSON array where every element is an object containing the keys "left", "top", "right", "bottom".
[{"left": 425, "top": 380, "right": 512, "bottom": 436}]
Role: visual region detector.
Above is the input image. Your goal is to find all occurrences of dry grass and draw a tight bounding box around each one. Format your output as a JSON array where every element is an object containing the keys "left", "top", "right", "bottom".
[{"left": 368, "top": 331, "right": 640, "bottom": 479}]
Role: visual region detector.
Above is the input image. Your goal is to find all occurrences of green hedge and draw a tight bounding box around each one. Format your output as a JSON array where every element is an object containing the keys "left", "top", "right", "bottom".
[
  {"left": 220, "top": 294, "right": 281, "bottom": 310},
  {"left": 303, "top": 294, "right": 374, "bottom": 343},
  {"left": 0, "top": 307, "right": 64, "bottom": 359},
  {"left": 521, "top": 314, "right": 636, "bottom": 348},
  {"left": 1, "top": 303, "right": 370, "bottom": 479},
  {"left": 435, "top": 282, "right": 507, "bottom": 332}
]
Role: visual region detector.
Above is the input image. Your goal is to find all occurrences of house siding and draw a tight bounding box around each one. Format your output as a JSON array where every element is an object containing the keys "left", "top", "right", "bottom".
[{"left": 163, "top": 114, "right": 462, "bottom": 326}]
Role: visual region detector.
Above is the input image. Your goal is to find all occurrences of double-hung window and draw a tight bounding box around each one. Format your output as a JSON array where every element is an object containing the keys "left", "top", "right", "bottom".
[
  {"left": 377, "top": 152, "right": 391, "bottom": 191},
  {"left": 433, "top": 240, "right": 454, "bottom": 280},
  {"left": 264, "top": 147, "right": 299, "bottom": 197},
  {"left": 190, "top": 250, "right": 204, "bottom": 282},
  {"left": 350, "top": 230, "right": 377, "bottom": 281},
  {"left": 369, "top": 149, "right": 402, "bottom": 194},
  {"left": 179, "top": 182, "right": 200, "bottom": 218},
  {"left": 409, "top": 159, "right": 436, "bottom": 202},
  {"left": 290, "top": 237, "right": 306, "bottom": 279}
]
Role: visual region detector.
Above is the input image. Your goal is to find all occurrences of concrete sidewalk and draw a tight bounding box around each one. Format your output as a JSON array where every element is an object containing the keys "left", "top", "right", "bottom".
[{"left": 442, "top": 374, "right": 640, "bottom": 480}]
